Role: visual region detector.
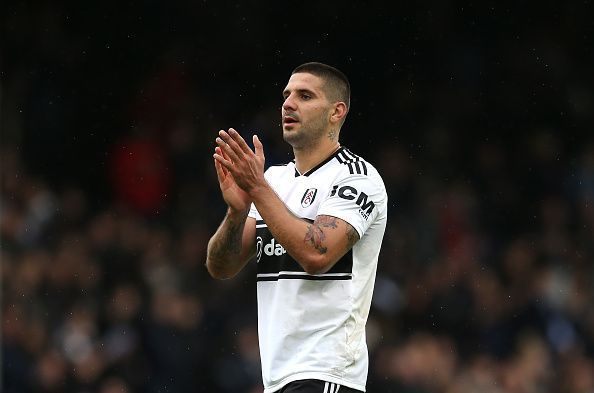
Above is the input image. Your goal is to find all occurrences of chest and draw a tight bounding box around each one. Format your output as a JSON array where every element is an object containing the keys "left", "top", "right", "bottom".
[{"left": 270, "top": 173, "right": 333, "bottom": 220}]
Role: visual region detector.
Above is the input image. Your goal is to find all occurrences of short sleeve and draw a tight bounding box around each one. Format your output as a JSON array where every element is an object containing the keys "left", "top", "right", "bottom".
[
  {"left": 317, "top": 173, "right": 387, "bottom": 238},
  {"left": 248, "top": 202, "right": 258, "bottom": 219}
]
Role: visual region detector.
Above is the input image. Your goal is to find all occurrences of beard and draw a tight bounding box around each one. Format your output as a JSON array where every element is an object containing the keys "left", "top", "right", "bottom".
[{"left": 282, "top": 116, "right": 328, "bottom": 150}]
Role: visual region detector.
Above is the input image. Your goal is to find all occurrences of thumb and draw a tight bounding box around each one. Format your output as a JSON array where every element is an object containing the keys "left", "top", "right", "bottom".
[{"left": 253, "top": 135, "right": 265, "bottom": 159}]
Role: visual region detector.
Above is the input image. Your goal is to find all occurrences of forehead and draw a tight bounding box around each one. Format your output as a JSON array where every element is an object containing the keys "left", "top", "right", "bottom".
[{"left": 284, "top": 72, "right": 325, "bottom": 93}]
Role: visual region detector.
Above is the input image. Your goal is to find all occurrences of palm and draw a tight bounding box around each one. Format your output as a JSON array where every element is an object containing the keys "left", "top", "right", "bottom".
[
  {"left": 214, "top": 144, "right": 252, "bottom": 212},
  {"left": 220, "top": 170, "right": 251, "bottom": 211}
]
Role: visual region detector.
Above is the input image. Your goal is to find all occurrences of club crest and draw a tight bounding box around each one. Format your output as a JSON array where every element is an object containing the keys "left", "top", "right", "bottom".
[{"left": 301, "top": 188, "right": 318, "bottom": 208}]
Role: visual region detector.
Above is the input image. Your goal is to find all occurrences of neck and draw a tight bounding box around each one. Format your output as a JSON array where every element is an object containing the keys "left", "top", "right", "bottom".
[{"left": 294, "top": 140, "right": 341, "bottom": 174}]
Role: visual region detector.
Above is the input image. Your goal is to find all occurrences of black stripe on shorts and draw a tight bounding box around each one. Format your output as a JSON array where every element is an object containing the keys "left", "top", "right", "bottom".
[{"left": 278, "top": 379, "right": 362, "bottom": 393}]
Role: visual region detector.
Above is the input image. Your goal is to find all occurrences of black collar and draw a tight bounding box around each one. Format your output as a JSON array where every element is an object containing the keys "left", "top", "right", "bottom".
[{"left": 294, "top": 146, "right": 345, "bottom": 177}]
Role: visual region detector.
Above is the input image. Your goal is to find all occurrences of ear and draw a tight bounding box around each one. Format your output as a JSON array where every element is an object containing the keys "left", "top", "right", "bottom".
[{"left": 329, "top": 102, "right": 348, "bottom": 125}]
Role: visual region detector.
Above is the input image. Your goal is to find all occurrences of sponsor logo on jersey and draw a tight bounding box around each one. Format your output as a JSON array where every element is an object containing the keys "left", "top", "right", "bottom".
[
  {"left": 330, "top": 185, "right": 375, "bottom": 219},
  {"left": 256, "top": 236, "right": 287, "bottom": 262},
  {"left": 300, "top": 188, "right": 318, "bottom": 208}
]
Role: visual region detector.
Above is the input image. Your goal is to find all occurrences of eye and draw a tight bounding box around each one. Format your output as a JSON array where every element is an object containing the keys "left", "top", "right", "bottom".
[{"left": 300, "top": 93, "right": 312, "bottom": 100}]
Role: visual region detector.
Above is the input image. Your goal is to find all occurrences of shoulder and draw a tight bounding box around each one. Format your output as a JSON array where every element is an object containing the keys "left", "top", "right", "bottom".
[{"left": 334, "top": 148, "right": 385, "bottom": 187}]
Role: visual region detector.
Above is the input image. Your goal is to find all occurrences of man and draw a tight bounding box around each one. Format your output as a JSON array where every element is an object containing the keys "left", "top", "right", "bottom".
[{"left": 206, "top": 62, "right": 388, "bottom": 393}]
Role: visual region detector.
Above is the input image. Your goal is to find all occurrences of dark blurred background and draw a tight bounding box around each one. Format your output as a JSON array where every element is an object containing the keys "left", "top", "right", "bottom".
[{"left": 2, "top": 1, "right": 594, "bottom": 392}]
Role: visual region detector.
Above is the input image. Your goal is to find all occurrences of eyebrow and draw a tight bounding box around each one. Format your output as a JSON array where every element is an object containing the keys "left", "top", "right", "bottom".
[{"left": 282, "top": 88, "right": 317, "bottom": 98}]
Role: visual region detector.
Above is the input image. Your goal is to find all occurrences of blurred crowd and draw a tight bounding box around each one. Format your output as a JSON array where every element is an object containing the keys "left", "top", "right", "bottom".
[
  {"left": 2, "top": 1, "right": 594, "bottom": 393},
  {"left": 3, "top": 126, "right": 594, "bottom": 393}
]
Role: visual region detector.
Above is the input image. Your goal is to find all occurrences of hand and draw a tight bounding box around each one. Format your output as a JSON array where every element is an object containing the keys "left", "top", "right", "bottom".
[
  {"left": 214, "top": 128, "right": 266, "bottom": 196},
  {"left": 213, "top": 139, "right": 251, "bottom": 214}
]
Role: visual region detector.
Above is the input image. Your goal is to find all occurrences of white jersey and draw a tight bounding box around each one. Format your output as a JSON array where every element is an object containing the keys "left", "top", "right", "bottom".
[{"left": 248, "top": 147, "right": 388, "bottom": 393}]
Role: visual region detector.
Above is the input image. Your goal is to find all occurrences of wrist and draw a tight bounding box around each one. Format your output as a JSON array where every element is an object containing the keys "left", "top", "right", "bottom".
[
  {"left": 226, "top": 206, "right": 250, "bottom": 219},
  {"left": 248, "top": 181, "right": 271, "bottom": 202}
]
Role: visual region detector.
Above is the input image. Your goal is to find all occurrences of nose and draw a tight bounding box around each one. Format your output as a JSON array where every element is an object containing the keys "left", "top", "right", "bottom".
[{"left": 282, "top": 94, "right": 296, "bottom": 112}]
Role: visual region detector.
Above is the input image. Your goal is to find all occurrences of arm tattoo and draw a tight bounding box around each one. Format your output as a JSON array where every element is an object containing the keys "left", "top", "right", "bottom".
[
  {"left": 304, "top": 216, "right": 338, "bottom": 255},
  {"left": 346, "top": 224, "right": 360, "bottom": 249},
  {"left": 226, "top": 223, "right": 243, "bottom": 254},
  {"left": 211, "top": 221, "right": 243, "bottom": 260}
]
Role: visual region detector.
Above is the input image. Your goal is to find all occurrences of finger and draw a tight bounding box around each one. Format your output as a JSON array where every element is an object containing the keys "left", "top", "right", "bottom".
[
  {"left": 216, "top": 136, "right": 241, "bottom": 164},
  {"left": 218, "top": 130, "right": 245, "bottom": 159},
  {"left": 217, "top": 145, "right": 232, "bottom": 164},
  {"left": 214, "top": 158, "right": 225, "bottom": 183},
  {"left": 229, "top": 128, "right": 254, "bottom": 155},
  {"left": 215, "top": 147, "right": 231, "bottom": 174},
  {"left": 253, "top": 135, "right": 265, "bottom": 159},
  {"left": 215, "top": 146, "right": 230, "bottom": 173},
  {"left": 213, "top": 144, "right": 234, "bottom": 170},
  {"left": 215, "top": 146, "right": 227, "bottom": 163},
  {"left": 213, "top": 151, "right": 234, "bottom": 171}
]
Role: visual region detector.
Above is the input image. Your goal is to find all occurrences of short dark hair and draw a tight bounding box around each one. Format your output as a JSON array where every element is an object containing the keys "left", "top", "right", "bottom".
[{"left": 292, "top": 62, "right": 351, "bottom": 110}]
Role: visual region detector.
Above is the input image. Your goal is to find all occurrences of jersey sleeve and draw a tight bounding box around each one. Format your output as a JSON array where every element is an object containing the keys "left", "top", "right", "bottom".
[
  {"left": 317, "top": 172, "right": 386, "bottom": 238},
  {"left": 248, "top": 202, "right": 258, "bottom": 219}
]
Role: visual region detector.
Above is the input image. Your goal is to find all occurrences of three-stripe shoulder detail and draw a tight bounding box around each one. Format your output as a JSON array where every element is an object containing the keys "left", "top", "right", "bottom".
[{"left": 335, "top": 148, "right": 368, "bottom": 175}]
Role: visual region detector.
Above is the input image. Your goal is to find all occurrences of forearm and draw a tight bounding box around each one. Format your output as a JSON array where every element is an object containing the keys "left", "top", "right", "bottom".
[
  {"left": 206, "top": 209, "right": 250, "bottom": 279},
  {"left": 250, "top": 185, "right": 337, "bottom": 274},
  {"left": 213, "top": 129, "right": 354, "bottom": 274}
]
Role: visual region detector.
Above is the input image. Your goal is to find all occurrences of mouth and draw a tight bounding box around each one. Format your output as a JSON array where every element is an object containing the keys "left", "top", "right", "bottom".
[{"left": 283, "top": 115, "right": 299, "bottom": 126}]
